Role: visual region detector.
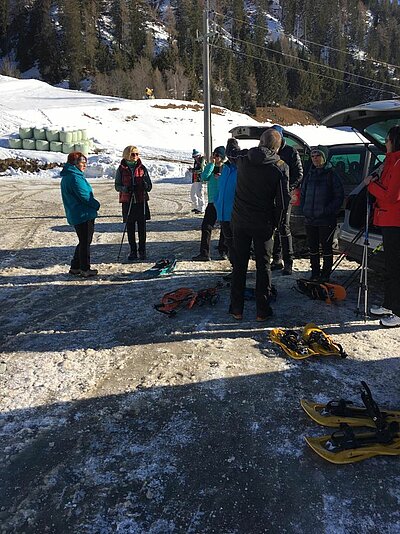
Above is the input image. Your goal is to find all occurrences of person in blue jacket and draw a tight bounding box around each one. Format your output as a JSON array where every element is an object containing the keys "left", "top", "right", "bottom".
[
  {"left": 215, "top": 138, "right": 240, "bottom": 276},
  {"left": 60, "top": 151, "right": 100, "bottom": 277},
  {"left": 300, "top": 145, "right": 344, "bottom": 282}
]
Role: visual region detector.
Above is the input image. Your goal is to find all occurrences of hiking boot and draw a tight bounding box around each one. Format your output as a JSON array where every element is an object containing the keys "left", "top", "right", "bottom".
[
  {"left": 282, "top": 262, "right": 293, "bottom": 275},
  {"left": 228, "top": 304, "right": 242, "bottom": 320},
  {"left": 380, "top": 314, "right": 400, "bottom": 327},
  {"left": 370, "top": 305, "right": 392, "bottom": 316},
  {"left": 69, "top": 268, "right": 81, "bottom": 275},
  {"left": 128, "top": 251, "right": 138, "bottom": 261},
  {"left": 192, "top": 254, "right": 210, "bottom": 261},
  {"left": 139, "top": 252, "right": 146, "bottom": 260},
  {"left": 80, "top": 269, "right": 98, "bottom": 278},
  {"left": 217, "top": 252, "right": 228, "bottom": 260},
  {"left": 271, "top": 260, "right": 284, "bottom": 271},
  {"left": 256, "top": 306, "right": 273, "bottom": 322}
]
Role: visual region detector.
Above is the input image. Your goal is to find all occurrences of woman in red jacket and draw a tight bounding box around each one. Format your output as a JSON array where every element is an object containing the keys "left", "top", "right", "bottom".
[{"left": 365, "top": 125, "right": 400, "bottom": 327}]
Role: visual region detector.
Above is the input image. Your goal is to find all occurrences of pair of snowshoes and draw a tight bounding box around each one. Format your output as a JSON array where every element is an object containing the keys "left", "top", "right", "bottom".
[
  {"left": 302, "top": 381, "right": 400, "bottom": 464},
  {"left": 270, "top": 323, "right": 347, "bottom": 359},
  {"left": 146, "top": 258, "right": 177, "bottom": 277},
  {"left": 296, "top": 279, "right": 346, "bottom": 304},
  {"left": 154, "top": 282, "right": 222, "bottom": 317}
]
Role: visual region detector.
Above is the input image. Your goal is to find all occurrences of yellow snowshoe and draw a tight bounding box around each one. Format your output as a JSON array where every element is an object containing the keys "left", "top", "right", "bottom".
[
  {"left": 305, "top": 422, "right": 400, "bottom": 464},
  {"left": 270, "top": 328, "right": 319, "bottom": 359},
  {"left": 301, "top": 381, "right": 400, "bottom": 428},
  {"left": 302, "top": 323, "right": 347, "bottom": 358},
  {"left": 300, "top": 399, "right": 400, "bottom": 428}
]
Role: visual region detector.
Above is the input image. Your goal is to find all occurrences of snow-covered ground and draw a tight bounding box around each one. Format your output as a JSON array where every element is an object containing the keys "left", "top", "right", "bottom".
[{"left": 1, "top": 76, "right": 400, "bottom": 533}]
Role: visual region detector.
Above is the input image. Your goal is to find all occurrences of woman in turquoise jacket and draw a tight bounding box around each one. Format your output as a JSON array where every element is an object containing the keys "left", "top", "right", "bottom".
[
  {"left": 192, "top": 146, "right": 228, "bottom": 261},
  {"left": 60, "top": 151, "right": 100, "bottom": 277},
  {"left": 215, "top": 138, "right": 240, "bottom": 270}
]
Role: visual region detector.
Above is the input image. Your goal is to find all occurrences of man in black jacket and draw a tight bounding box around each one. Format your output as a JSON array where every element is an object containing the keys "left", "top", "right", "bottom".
[
  {"left": 229, "top": 128, "right": 291, "bottom": 321},
  {"left": 270, "top": 125, "right": 303, "bottom": 275}
]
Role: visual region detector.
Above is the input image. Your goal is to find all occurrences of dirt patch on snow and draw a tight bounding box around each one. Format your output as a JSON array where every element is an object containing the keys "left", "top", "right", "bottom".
[{"left": 253, "top": 105, "right": 318, "bottom": 126}]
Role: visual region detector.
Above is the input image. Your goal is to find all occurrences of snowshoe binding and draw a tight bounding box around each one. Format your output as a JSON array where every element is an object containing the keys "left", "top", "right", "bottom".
[
  {"left": 270, "top": 328, "right": 319, "bottom": 359},
  {"left": 296, "top": 279, "right": 346, "bottom": 304},
  {"left": 301, "top": 381, "right": 400, "bottom": 428},
  {"left": 302, "top": 323, "right": 347, "bottom": 358},
  {"left": 305, "top": 421, "right": 400, "bottom": 464}
]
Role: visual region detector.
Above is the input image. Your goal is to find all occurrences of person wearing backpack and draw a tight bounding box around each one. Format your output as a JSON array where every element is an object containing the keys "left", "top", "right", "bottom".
[{"left": 300, "top": 145, "right": 344, "bottom": 282}]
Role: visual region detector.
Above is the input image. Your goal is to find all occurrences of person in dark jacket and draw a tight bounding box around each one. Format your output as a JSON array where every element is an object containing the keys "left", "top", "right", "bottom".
[
  {"left": 115, "top": 145, "right": 152, "bottom": 261},
  {"left": 300, "top": 145, "right": 344, "bottom": 282},
  {"left": 270, "top": 125, "right": 303, "bottom": 275},
  {"left": 190, "top": 149, "right": 205, "bottom": 214},
  {"left": 60, "top": 151, "right": 100, "bottom": 277},
  {"left": 229, "top": 129, "right": 291, "bottom": 321}
]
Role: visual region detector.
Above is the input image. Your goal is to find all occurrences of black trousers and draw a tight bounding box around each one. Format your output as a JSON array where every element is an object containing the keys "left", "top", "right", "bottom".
[
  {"left": 272, "top": 204, "right": 293, "bottom": 264},
  {"left": 122, "top": 202, "right": 147, "bottom": 254},
  {"left": 381, "top": 226, "right": 400, "bottom": 316},
  {"left": 71, "top": 219, "right": 95, "bottom": 271},
  {"left": 305, "top": 224, "right": 335, "bottom": 278},
  {"left": 199, "top": 203, "right": 227, "bottom": 257},
  {"left": 221, "top": 221, "right": 236, "bottom": 266},
  {"left": 230, "top": 225, "right": 274, "bottom": 317}
]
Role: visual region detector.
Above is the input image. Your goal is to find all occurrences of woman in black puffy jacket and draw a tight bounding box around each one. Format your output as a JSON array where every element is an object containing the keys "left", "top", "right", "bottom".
[{"left": 300, "top": 145, "right": 344, "bottom": 282}]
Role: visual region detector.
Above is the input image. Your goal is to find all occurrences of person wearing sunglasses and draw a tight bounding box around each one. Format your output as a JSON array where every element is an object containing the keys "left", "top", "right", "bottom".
[
  {"left": 300, "top": 145, "right": 344, "bottom": 283},
  {"left": 115, "top": 145, "right": 152, "bottom": 261},
  {"left": 364, "top": 126, "right": 400, "bottom": 328},
  {"left": 60, "top": 151, "right": 100, "bottom": 277}
]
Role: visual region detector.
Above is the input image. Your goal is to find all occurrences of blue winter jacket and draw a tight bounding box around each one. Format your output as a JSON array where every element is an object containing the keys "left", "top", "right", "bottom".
[
  {"left": 60, "top": 163, "right": 100, "bottom": 226},
  {"left": 300, "top": 163, "right": 344, "bottom": 226},
  {"left": 215, "top": 161, "right": 237, "bottom": 222}
]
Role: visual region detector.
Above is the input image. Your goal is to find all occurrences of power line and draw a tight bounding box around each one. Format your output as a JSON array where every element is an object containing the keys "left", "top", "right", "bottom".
[
  {"left": 222, "top": 33, "right": 400, "bottom": 93},
  {"left": 212, "top": 10, "right": 400, "bottom": 72},
  {"left": 210, "top": 42, "right": 399, "bottom": 97}
]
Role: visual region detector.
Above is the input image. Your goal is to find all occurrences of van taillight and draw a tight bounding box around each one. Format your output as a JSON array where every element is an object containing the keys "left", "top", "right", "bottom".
[{"left": 291, "top": 188, "right": 301, "bottom": 206}]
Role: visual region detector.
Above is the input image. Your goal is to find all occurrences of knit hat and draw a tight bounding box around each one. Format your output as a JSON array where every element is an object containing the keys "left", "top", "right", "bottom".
[
  {"left": 192, "top": 149, "right": 201, "bottom": 158},
  {"left": 213, "top": 146, "right": 226, "bottom": 158},
  {"left": 225, "top": 137, "right": 240, "bottom": 159},
  {"left": 311, "top": 145, "right": 329, "bottom": 164},
  {"left": 271, "top": 124, "right": 284, "bottom": 138}
]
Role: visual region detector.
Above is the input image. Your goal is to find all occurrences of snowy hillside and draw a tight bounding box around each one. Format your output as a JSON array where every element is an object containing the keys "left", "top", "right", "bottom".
[{"left": 0, "top": 75, "right": 368, "bottom": 181}]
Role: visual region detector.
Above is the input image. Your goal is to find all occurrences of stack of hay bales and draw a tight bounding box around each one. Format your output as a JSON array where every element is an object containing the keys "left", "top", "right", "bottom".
[{"left": 8, "top": 127, "right": 91, "bottom": 154}]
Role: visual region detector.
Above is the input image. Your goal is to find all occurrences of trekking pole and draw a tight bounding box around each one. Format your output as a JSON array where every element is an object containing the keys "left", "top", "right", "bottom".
[
  {"left": 117, "top": 191, "right": 134, "bottom": 261},
  {"left": 330, "top": 226, "right": 364, "bottom": 275},
  {"left": 355, "top": 196, "right": 370, "bottom": 320}
]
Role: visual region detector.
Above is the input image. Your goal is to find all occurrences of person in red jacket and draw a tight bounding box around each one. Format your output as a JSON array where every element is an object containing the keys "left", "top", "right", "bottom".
[
  {"left": 115, "top": 145, "right": 152, "bottom": 261},
  {"left": 365, "top": 125, "right": 400, "bottom": 327}
]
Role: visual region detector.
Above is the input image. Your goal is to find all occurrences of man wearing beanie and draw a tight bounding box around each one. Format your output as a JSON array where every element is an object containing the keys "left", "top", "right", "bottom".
[
  {"left": 190, "top": 149, "right": 205, "bottom": 214},
  {"left": 192, "top": 146, "right": 228, "bottom": 261},
  {"left": 229, "top": 129, "right": 291, "bottom": 321},
  {"left": 300, "top": 145, "right": 344, "bottom": 282},
  {"left": 270, "top": 124, "right": 303, "bottom": 275}
]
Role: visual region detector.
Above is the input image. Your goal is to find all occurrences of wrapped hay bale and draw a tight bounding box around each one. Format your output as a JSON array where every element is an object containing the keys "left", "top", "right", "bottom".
[
  {"left": 9, "top": 138, "right": 22, "bottom": 149},
  {"left": 60, "top": 130, "right": 73, "bottom": 143},
  {"left": 33, "top": 127, "right": 46, "bottom": 140},
  {"left": 46, "top": 129, "right": 60, "bottom": 142},
  {"left": 22, "top": 139, "right": 36, "bottom": 150},
  {"left": 62, "top": 142, "right": 75, "bottom": 154},
  {"left": 19, "top": 127, "right": 33, "bottom": 139},
  {"left": 50, "top": 141, "right": 63, "bottom": 152},
  {"left": 36, "top": 140, "right": 50, "bottom": 151}
]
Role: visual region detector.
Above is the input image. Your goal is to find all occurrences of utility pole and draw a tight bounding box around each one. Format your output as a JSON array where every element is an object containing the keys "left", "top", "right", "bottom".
[{"left": 203, "top": 0, "right": 212, "bottom": 160}]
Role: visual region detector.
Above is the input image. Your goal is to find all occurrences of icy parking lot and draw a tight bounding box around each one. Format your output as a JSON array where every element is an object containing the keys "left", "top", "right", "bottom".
[{"left": 0, "top": 177, "right": 400, "bottom": 533}]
